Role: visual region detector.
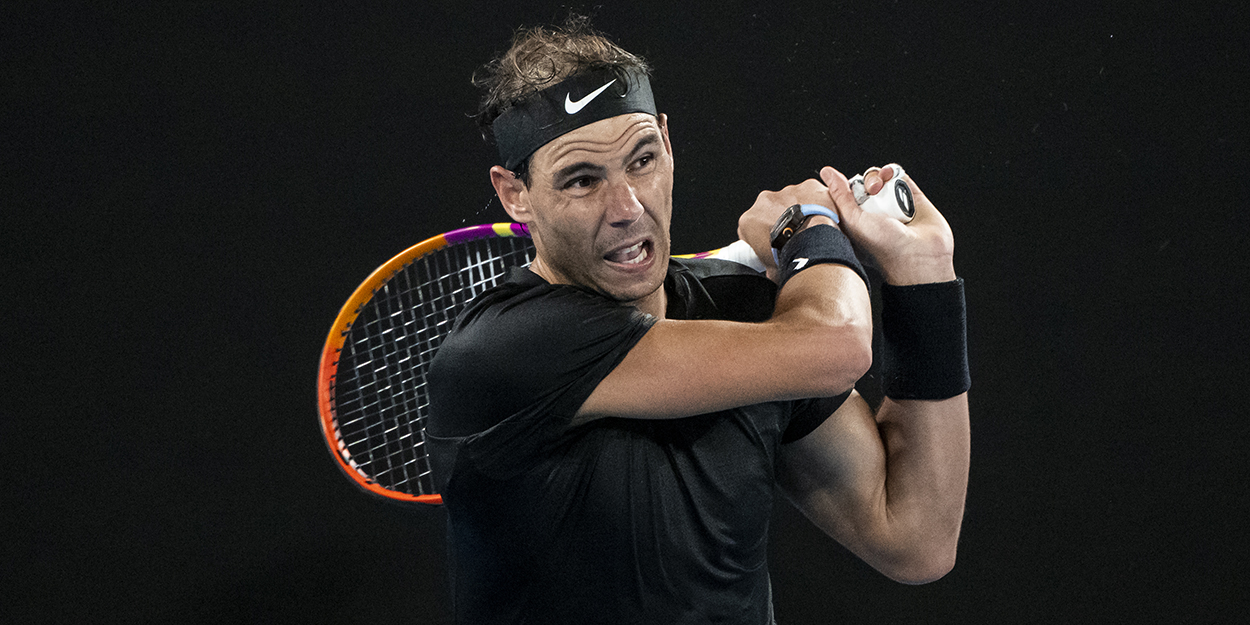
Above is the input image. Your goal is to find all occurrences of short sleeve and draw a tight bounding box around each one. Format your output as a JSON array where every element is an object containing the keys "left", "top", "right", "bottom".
[
  {"left": 428, "top": 281, "right": 657, "bottom": 440},
  {"left": 781, "top": 391, "right": 851, "bottom": 444}
]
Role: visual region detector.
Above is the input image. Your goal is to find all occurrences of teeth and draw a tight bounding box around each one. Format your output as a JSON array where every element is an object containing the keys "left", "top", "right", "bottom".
[
  {"left": 622, "top": 243, "right": 648, "bottom": 265},
  {"left": 607, "top": 241, "right": 647, "bottom": 264}
]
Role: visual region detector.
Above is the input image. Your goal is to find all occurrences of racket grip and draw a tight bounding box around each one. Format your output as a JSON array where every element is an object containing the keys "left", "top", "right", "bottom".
[
  {"left": 704, "top": 239, "right": 768, "bottom": 272},
  {"left": 848, "top": 164, "right": 916, "bottom": 222}
]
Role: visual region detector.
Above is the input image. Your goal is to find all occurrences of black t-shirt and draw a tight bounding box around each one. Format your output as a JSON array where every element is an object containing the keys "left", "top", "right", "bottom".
[{"left": 427, "top": 258, "right": 849, "bottom": 624}]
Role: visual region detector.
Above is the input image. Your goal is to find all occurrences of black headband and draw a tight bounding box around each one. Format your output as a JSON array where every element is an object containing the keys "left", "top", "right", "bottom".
[{"left": 492, "top": 68, "right": 657, "bottom": 170}]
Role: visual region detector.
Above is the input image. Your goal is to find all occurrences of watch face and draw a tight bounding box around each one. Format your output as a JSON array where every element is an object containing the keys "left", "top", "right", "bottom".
[{"left": 770, "top": 204, "right": 805, "bottom": 249}]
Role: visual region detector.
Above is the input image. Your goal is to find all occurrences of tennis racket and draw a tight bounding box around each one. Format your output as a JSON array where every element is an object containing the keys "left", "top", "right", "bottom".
[{"left": 317, "top": 223, "right": 763, "bottom": 505}]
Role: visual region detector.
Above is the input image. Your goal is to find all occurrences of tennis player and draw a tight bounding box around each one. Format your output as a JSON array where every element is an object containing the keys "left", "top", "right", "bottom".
[{"left": 427, "top": 17, "right": 970, "bottom": 624}]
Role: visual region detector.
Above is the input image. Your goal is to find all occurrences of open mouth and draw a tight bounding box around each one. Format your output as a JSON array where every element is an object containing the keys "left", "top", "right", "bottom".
[{"left": 604, "top": 239, "right": 652, "bottom": 266}]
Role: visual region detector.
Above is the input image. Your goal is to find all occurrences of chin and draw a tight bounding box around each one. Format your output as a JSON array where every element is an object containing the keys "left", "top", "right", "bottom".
[{"left": 604, "top": 259, "right": 668, "bottom": 304}]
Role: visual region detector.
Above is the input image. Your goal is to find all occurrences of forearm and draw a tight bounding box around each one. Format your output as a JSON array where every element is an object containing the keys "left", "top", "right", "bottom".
[
  {"left": 768, "top": 262, "right": 873, "bottom": 391},
  {"left": 873, "top": 393, "right": 970, "bottom": 581},
  {"left": 769, "top": 219, "right": 872, "bottom": 332},
  {"left": 769, "top": 219, "right": 874, "bottom": 388},
  {"left": 870, "top": 276, "right": 972, "bottom": 580}
]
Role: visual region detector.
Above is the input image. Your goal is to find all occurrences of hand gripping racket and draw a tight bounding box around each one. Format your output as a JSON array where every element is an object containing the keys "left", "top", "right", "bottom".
[{"left": 317, "top": 223, "right": 759, "bottom": 505}]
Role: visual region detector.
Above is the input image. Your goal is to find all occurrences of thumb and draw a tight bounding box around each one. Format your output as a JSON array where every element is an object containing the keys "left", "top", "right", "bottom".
[
  {"left": 819, "top": 165, "right": 871, "bottom": 236},
  {"left": 818, "top": 166, "right": 864, "bottom": 226}
]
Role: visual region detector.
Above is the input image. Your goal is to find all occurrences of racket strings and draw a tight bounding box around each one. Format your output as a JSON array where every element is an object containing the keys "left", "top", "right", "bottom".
[{"left": 332, "top": 236, "right": 535, "bottom": 496}]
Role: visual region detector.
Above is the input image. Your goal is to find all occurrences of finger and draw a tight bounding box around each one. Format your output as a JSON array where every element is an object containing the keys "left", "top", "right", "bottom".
[
  {"left": 880, "top": 163, "right": 901, "bottom": 183},
  {"left": 863, "top": 166, "right": 883, "bottom": 195},
  {"left": 819, "top": 166, "right": 865, "bottom": 225},
  {"left": 865, "top": 163, "right": 903, "bottom": 195}
]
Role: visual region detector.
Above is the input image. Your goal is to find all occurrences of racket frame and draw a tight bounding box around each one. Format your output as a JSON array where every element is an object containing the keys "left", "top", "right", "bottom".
[{"left": 317, "top": 222, "right": 532, "bottom": 505}]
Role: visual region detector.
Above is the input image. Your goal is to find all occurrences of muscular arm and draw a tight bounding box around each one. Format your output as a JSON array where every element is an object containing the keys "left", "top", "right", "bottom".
[
  {"left": 779, "top": 391, "right": 970, "bottom": 583},
  {"left": 577, "top": 261, "right": 871, "bottom": 421},
  {"left": 577, "top": 175, "right": 873, "bottom": 422},
  {"left": 778, "top": 166, "right": 970, "bottom": 583}
]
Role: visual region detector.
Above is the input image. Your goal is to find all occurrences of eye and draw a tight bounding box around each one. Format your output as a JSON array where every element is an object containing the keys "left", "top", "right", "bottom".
[
  {"left": 564, "top": 175, "right": 596, "bottom": 190},
  {"left": 631, "top": 153, "right": 655, "bottom": 172}
]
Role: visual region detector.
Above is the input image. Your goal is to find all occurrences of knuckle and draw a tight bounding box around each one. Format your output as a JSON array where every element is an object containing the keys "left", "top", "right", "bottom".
[{"left": 798, "top": 178, "right": 824, "bottom": 193}]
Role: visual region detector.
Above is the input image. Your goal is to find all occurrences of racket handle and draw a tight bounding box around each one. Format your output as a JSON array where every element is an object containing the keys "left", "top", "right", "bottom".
[
  {"left": 848, "top": 164, "right": 916, "bottom": 222},
  {"left": 701, "top": 239, "right": 768, "bottom": 272}
]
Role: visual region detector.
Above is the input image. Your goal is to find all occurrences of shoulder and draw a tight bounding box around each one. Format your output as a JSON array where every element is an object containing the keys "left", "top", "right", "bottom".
[
  {"left": 667, "top": 258, "right": 777, "bottom": 322},
  {"left": 671, "top": 256, "right": 768, "bottom": 281},
  {"left": 453, "top": 267, "right": 656, "bottom": 344},
  {"left": 428, "top": 268, "right": 656, "bottom": 436},
  {"left": 432, "top": 268, "right": 657, "bottom": 388}
]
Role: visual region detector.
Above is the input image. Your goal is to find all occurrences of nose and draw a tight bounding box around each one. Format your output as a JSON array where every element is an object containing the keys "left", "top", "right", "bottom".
[{"left": 604, "top": 180, "right": 644, "bottom": 227}]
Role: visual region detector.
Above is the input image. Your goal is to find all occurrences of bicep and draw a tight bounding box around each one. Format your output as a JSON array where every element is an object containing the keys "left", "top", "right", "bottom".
[{"left": 776, "top": 390, "right": 891, "bottom": 554}]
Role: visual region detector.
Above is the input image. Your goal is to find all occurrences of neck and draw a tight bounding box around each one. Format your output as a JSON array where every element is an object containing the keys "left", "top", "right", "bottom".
[{"left": 631, "top": 284, "right": 667, "bottom": 320}]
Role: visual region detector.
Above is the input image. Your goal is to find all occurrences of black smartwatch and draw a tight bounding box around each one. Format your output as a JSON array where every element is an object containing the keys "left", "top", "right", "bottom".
[{"left": 770, "top": 204, "right": 839, "bottom": 251}]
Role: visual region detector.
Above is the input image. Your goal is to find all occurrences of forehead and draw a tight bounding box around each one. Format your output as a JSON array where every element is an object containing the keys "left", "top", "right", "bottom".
[{"left": 530, "top": 113, "right": 660, "bottom": 173}]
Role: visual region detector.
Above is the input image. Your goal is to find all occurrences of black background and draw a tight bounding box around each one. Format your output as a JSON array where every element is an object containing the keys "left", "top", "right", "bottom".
[{"left": 6, "top": 1, "right": 1248, "bottom": 623}]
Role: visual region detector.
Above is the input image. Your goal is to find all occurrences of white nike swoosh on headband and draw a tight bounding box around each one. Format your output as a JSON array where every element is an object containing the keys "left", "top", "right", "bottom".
[{"left": 564, "top": 79, "right": 617, "bottom": 115}]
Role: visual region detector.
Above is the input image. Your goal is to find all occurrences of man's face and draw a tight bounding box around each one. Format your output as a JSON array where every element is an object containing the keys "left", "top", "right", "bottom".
[{"left": 514, "top": 112, "right": 674, "bottom": 306}]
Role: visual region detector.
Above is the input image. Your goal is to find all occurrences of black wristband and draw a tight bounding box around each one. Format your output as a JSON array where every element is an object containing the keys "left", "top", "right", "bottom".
[
  {"left": 776, "top": 224, "right": 869, "bottom": 291},
  {"left": 880, "top": 278, "right": 970, "bottom": 400}
]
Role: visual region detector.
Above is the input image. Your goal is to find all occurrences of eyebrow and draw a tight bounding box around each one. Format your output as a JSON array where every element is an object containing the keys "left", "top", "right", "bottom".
[
  {"left": 549, "top": 133, "right": 662, "bottom": 187},
  {"left": 623, "top": 134, "right": 661, "bottom": 165},
  {"left": 552, "top": 161, "right": 606, "bottom": 187}
]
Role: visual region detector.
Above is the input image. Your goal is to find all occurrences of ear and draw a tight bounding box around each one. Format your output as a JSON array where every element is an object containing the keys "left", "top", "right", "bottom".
[
  {"left": 657, "top": 113, "right": 674, "bottom": 166},
  {"left": 490, "top": 165, "right": 531, "bottom": 223}
]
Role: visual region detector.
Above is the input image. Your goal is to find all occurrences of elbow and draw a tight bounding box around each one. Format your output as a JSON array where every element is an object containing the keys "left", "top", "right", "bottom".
[
  {"left": 847, "top": 323, "right": 873, "bottom": 384},
  {"left": 784, "top": 306, "right": 872, "bottom": 396},
  {"left": 820, "top": 320, "right": 873, "bottom": 392},
  {"left": 880, "top": 543, "right": 959, "bottom": 585}
]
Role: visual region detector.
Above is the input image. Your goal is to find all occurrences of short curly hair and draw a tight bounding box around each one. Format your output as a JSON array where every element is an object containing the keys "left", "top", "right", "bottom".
[{"left": 473, "top": 15, "right": 651, "bottom": 182}]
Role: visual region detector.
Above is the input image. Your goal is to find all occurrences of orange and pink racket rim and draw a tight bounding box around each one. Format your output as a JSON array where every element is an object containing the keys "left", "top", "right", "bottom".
[{"left": 317, "top": 222, "right": 531, "bottom": 505}]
